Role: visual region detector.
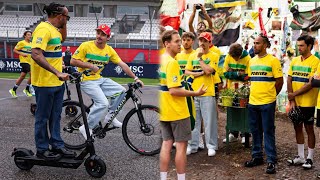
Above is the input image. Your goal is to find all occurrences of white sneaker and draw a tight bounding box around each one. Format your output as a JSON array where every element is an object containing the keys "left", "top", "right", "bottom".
[
  {"left": 186, "top": 147, "right": 197, "bottom": 155},
  {"left": 223, "top": 134, "right": 237, "bottom": 143},
  {"left": 111, "top": 118, "right": 122, "bottom": 128},
  {"left": 198, "top": 133, "right": 205, "bottom": 150},
  {"left": 208, "top": 149, "right": 216, "bottom": 157},
  {"left": 287, "top": 156, "right": 305, "bottom": 165},
  {"left": 241, "top": 137, "right": 246, "bottom": 144},
  {"left": 79, "top": 125, "right": 92, "bottom": 140}
]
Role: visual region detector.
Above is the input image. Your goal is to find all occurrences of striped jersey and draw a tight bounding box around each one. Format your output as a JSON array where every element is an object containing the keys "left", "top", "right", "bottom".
[
  {"left": 31, "top": 22, "right": 63, "bottom": 87},
  {"left": 15, "top": 40, "right": 32, "bottom": 64},
  {"left": 159, "top": 53, "right": 189, "bottom": 121},
  {"left": 72, "top": 41, "right": 122, "bottom": 81},
  {"left": 288, "top": 55, "right": 319, "bottom": 107},
  {"left": 248, "top": 54, "right": 283, "bottom": 105},
  {"left": 175, "top": 49, "right": 196, "bottom": 73}
]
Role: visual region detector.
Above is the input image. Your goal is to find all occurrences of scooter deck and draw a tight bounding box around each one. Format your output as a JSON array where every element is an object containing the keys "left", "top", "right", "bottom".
[{"left": 16, "top": 156, "right": 83, "bottom": 169}]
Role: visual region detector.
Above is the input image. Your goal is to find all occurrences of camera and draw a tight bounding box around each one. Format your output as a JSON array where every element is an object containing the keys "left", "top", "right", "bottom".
[{"left": 195, "top": 4, "right": 201, "bottom": 9}]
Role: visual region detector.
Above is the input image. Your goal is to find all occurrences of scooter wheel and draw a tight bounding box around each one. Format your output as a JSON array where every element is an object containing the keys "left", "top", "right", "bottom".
[
  {"left": 65, "top": 105, "right": 78, "bottom": 117},
  {"left": 14, "top": 152, "right": 34, "bottom": 170},
  {"left": 85, "top": 156, "right": 106, "bottom": 178}
]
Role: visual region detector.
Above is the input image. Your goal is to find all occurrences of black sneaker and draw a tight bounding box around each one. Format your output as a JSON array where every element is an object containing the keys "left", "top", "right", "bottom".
[
  {"left": 302, "top": 159, "right": 313, "bottom": 169},
  {"left": 244, "top": 158, "right": 264, "bottom": 167},
  {"left": 36, "top": 150, "right": 62, "bottom": 161},
  {"left": 266, "top": 163, "right": 276, "bottom": 174},
  {"left": 51, "top": 147, "right": 76, "bottom": 158}
]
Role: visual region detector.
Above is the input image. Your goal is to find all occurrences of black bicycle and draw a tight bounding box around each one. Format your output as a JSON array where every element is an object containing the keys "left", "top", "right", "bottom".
[{"left": 60, "top": 78, "right": 161, "bottom": 156}]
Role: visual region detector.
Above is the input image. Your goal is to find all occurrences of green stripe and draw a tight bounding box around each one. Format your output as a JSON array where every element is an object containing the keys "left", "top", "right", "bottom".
[
  {"left": 292, "top": 66, "right": 311, "bottom": 73},
  {"left": 250, "top": 65, "right": 272, "bottom": 72},
  {"left": 47, "top": 37, "right": 61, "bottom": 45},
  {"left": 24, "top": 46, "right": 31, "bottom": 49},
  {"left": 229, "top": 63, "right": 246, "bottom": 70},
  {"left": 178, "top": 60, "right": 188, "bottom": 65},
  {"left": 191, "top": 59, "right": 210, "bottom": 65},
  {"left": 86, "top": 53, "right": 110, "bottom": 62},
  {"left": 159, "top": 72, "right": 166, "bottom": 78}
]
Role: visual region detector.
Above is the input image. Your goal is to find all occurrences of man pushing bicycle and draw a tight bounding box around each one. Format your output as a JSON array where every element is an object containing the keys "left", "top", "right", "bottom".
[{"left": 70, "top": 24, "right": 144, "bottom": 139}]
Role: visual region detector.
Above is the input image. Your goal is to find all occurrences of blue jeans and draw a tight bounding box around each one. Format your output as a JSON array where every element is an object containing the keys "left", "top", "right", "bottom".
[
  {"left": 33, "top": 85, "right": 65, "bottom": 152},
  {"left": 189, "top": 96, "right": 218, "bottom": 150},
  {"left": 248, "top": 101, "right": 277, "bottom": 163},
  {"left": 80, "top": 78, "right": 126, "bottom": 129}
]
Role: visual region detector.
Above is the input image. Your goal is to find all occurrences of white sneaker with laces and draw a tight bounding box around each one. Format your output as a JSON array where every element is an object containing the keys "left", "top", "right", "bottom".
[
  {"left": 208, "top": 149, "right": 216, "bottom": 157},
  {"left": 186, "top": 146, "right": 197, "bottom": 155},
  {"left": 302, "top": 159, "right": 313, "bottom": 169},
  {"left": 79, "top": 125, "right": 92, "bottom": 140},
  {"left": 111, "top": 118, "right": 123, "bottom": 128},
  {"left": 287, "top": 155, "right": 305, "bottom": 165},
  {"left": 223, "top": 133, "right": 237, "bottom": 143}
]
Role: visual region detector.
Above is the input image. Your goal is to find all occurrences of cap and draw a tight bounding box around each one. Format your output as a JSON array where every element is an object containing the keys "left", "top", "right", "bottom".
[
  {"left": 96, "top": 24, "right": 111, "bottom": 36},
  {"left": 198, "top": 32, "right": 212, "bottom": 42}
]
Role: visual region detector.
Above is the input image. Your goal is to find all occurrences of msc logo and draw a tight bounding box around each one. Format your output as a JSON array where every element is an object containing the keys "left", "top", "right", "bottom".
[
  {"left": 0, "top": 60, "right": 5, "bottom": 70},
  {"left": 114, "top": 65, "right": 144, "bottom": 76},
  {"left": 114, "top": 66, "right": 122, "bottom": 75}
]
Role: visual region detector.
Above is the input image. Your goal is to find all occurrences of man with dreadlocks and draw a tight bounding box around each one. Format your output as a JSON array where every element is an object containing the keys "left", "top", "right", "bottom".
[
  {"left": 244, "top": 34, "right": 283, "bottom": 174},
  {"left": 31, "top": 2, "right": 75, "bottom": 160}
]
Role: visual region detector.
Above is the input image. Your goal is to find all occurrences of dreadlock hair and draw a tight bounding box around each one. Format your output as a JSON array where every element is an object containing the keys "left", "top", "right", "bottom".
[
  {"left": 259, "top": 33, "right": 271, "bottom": 48},
  {"left": 43, "top": 2, "right": 65, "bottom": 18}
]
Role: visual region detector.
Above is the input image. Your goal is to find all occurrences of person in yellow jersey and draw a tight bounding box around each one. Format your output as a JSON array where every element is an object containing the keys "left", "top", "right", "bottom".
[
  {"left": 244, "top": 34, "right": 283, "bottom": 174},
  {"left": 222, "top": 43, "right": 251, "bottom": 144},
  {"left": 71, "top": 24, "right": 144, "bottom": 139},
  {"left": 176, "top": 32, "right": 196, "bottom": 73},
  {"left": 159, "top": 30, "right": 206, "bottom": 180},
  {"left": 185, "top": 32, "right": 219, "bottom": 157},
  {"left": 9, "top": 30, "right": 33, "bottom": 97},
  {"left": 31, "top": 3, "right": 76, "bottom": 160},
  {"left": 286, "top": 35, "right": 319, "bottom": 170}
]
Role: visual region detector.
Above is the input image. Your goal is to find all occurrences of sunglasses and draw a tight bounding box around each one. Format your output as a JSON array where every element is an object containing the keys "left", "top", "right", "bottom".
[{"left": 60, "top": 14, "right": 70, "bottom": 21}]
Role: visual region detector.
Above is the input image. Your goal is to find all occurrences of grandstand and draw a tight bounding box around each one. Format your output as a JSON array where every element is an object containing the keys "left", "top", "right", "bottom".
[{"left": 0, "top": 0, "right": 161, "bottom": 62}]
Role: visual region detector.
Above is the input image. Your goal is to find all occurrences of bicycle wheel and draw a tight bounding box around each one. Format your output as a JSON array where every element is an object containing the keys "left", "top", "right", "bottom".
[
  {"left": 122, "top": 105, "right": 161, "bottom": 156},
  {"left": 60, "top": 101, "right": 89, "bottom": 150}
]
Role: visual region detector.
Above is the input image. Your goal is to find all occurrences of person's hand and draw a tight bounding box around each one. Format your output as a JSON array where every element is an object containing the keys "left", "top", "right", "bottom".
[
  {"left": 314, "top": 73, "right": 320, "bottom": 80},
  {"left": 90, "top": 64, "right": 100, "bottom": 73},
  {"left": 22, "top": 53, "right": 28, "bottom": 57},
  {"left": 288, "top": 100, "right": 296, "bottom": 112},
  {"left": 287, "top": 92, "right": 295, "bottom": 101},
  {"left": 197, "top": 48, "right": 204, "bottom": 58},
  {"left": 200, "top": 4, "right": 206, "bottom": 13},
  {"left": 238, "top": 70, "right": 245, "bottom": 75},
  {"left": 195, "top": 84, "right": 207, "bottom": 96},
  {"left": 57, "top": 72, "right": 69, "bottom": 81},
  {"left": 193, "top": 4, "right": 197, "bottom": 12},
  {"left": 135, "top": 78, "right": 144, "bottom": 87}
]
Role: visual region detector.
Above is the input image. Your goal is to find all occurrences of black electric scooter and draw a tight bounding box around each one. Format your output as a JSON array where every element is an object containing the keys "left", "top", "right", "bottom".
[{"left": 12, "top": 70, "right": 106, "bottom": 178}]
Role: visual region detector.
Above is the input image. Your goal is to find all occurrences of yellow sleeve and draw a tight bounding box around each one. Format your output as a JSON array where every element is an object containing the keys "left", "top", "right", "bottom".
[
  {"left": 310, "top": 59, "right": 320, "bottom": 77},
  {"left": 186, "top": 53, "right": 195, "bottom": 70},
  {"left": 223, "top": 54, "right": 230, "bottom": 73},
  {"left": 109, "top": 47, "right": 122, "bottom": 64},
  {"left": 211, "top": 53, "right": 219, "bottom": 71},
  {"left": 244, "top": 55, "right": 251, "bottom": 74},
  {"left": 167, "top": 61, "right": 182, "bottom": 88},
  {"left": 72, "top": 43, "right": 87, "bottom": 62},
  {"left": 31, "top": 28, "right": 50, "bottom": 51},
  {"left": 14, "top": 41, "right": 23, "bottom": 50},
  {"left": 316, "top": 62, "right": 320, "bottom": 75},
  {"left": 287, "top": 59, "right": 294, "bottom": 76},
  {"left": 248, "top": 60, "right": 252, "bottom": 77},
  {"left": 272, "top": 58, "right": 283, "bottom": 78}
]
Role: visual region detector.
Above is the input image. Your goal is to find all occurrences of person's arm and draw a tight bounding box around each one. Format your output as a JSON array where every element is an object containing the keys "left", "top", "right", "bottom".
[
  {"left": 188, "top": 5, "right": 197, "bottom": 34},
  {"left": 288, "top": 79, "right": 312, "bottom": 100},
  {"left": 185, "top": 69, "right": 204, "bottom": 77},
  {"left": 169, "top": 84, "right": 206, "bottom": 97},
  {"left": 31, "top": 48, "right": 68, "bottom": 80},
  {"left": 200, "top": 5, "right": 212, "bottom": 29},
  {"left": 275, "top": 77, "right": 283, "bottom": 95},
  {"left": 198, "top": 57, "right": 214, "bottom": 75},
  {"left": 13, "top": 49, "right": 28, "bottom": 57},
  {"left": 70, "top": 58, "right": 99, "bottom": 72},
  {"left": 118, "top": 61, "right": 144, "bottom": 86}
]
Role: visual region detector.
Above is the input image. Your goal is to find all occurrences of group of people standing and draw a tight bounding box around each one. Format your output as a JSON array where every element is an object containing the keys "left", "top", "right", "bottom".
[{"left": 158, "top": 4, "right": 320, "bottom": 179}]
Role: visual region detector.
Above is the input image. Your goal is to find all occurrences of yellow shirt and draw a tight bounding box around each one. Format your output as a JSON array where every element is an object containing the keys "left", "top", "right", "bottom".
[
  {"left": 31, "top": 22, "right": 63, "bottom": 87},
  {"left": 175, "top": 49, "right": 196, "bottom": 73},
  {"left": 159, "top": 48, "right": 166, "bottom": 56},
  {"left": 288, "top": 55, "right": 319, "bottom": 107},
  {"left": 209, "top": 45, "right": 221, "bottom": 57},
  {"left": 72, "top": 41, "right": 122, "bottom": 81},
  {"left": 248, "top": 54, "right": 283, "bottom": 105},
  {"left": 186, "top": 51, "right": 219, "bottom": 96},
  {"left": 316, "top": 63, "right": 320, "bottom": 109},
  {"left": 15, "top": 40, "right": 32, "bottom": 64},
  {"left": 159, "top": 53, "right": 190, "bottom": 121},
  {"left": 223, "top": 52, "right": 251, "bottom": 89}
]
